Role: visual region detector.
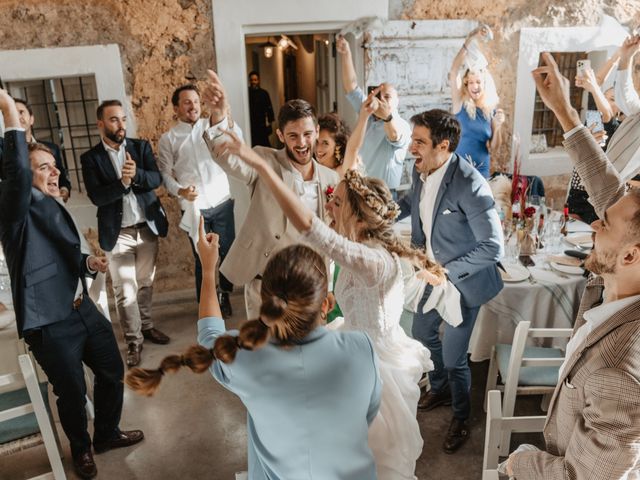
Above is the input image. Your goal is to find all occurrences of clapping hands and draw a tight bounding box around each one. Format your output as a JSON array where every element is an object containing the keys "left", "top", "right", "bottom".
[{"left": 121, "top": 152, "right": 136, "bottom": 186}]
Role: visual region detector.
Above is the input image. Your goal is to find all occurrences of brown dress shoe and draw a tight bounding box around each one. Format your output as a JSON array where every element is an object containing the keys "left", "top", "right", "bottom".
[
  {"left": 442, "top": 417, "right": 470, "bottom": 454},
  {"left": 73, "top": 451, "right": 97, "bottom": 479},
  {"left": 126, "top": 343, "right": 143, "bottom": 367},
  {"left": 418, "top": 387, "right": 452, "bottom": 410},
  {"left": 142, "top": 327, "right": 170, "bottom": 344},
  {"left": 94, "top": 429, "right": 145, "bottom": 454}
]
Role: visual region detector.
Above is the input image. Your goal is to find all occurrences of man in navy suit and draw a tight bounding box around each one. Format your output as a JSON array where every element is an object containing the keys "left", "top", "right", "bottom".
[
  {"left": 398, "top": 109, "right": 503, "bottom": 454},
  {"left": 14, "top": 98, "right": 73, "bottom": 201},
  {"left": 81, "top": 100, "right": 169, "bottom": 368},
  {"left": 0, "top": 91, "right": 143, "bottom": 479}
]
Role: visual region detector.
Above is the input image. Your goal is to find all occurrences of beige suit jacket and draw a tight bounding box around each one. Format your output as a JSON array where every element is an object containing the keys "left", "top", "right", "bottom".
[
  {"left": 204, "top": 134, "right": 339, "bottom": 286},
  {"left": 512, "top": 127, "right": 640, "bottom": 480}
]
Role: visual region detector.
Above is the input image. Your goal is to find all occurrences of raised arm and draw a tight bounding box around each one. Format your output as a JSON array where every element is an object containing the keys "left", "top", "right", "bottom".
[
  {"left": 532, "top": 52, "right": 624, "bottom": 217},
  {"left": 614, "top": 35, "right": 640, "bottom": 116},
  {"left": 576, "top": 67, "right": 613, "bottom": 122},
  {"left": 0, "top": 90, "right": 32, "bottom": 224},
  {"left": 202, "top": 70, "right": 257, "bottom": 186},
  {"left": 197, "top": 216, "right": 222, "bottom": 320},
  {"left": 336, "top": 35, "right": 358, "bottom": 94},
  {"left": 595, "top": 48, "right": 621, "bottom": 86},
  {"left": 336, "top": 89, "right": 377, "bottom": 177},
  {"left": 489, "top": 108, "right": 506, "bottom": 153},
  {"left": 450, "top": 26, "right": 489, "bottom": 112}
]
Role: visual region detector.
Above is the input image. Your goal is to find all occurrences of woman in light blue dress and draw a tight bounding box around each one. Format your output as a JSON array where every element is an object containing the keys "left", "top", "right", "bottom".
[{"left": 127, "top": 219, "right": 382, "bottom": 480}]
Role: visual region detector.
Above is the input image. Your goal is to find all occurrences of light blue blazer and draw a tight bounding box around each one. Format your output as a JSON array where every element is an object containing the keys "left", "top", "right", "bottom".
[
  {"left": 398, "top": 154, "right": 504, "bottom": 307},
  {"left": 198, "top": 317, "right": 382, "bottom": 480}
]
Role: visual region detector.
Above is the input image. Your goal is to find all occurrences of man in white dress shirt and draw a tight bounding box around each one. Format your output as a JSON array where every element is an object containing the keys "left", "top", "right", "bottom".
[{"left": 157, "top": 85, "right": 236, "bottom": 316}]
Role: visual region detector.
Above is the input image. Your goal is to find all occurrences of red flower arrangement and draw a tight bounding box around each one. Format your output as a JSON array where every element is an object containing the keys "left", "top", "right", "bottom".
[{"left": 524, "top": 206, "right": 537, "bottom": 218}]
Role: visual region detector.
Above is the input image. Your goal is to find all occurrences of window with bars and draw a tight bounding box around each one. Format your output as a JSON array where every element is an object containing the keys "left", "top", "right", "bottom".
[
  {"left": 531, "top": 52, "right": 587, "bottom": 148},
  {"left": 6, "top": 76, "right": 100, "bottom": 192}
]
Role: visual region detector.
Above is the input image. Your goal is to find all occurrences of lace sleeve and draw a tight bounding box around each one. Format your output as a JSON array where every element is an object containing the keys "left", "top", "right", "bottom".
[{"left": 301, "top": 216, "right": 394, "bottom": 287}]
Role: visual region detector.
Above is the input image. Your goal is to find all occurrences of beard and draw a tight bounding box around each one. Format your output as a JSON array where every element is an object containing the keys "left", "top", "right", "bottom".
[
  {"left": 285, "top": 144, "right": 312, "bottom": 166},
  {"left": 584, "top": 247, "right": 617, "bottom": 275},
  {"left": 105, "top": 128, "right": 126, "bottom": 145}
]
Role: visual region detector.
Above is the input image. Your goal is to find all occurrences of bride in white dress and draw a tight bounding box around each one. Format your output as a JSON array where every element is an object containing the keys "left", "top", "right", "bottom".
[{"left": 214, "top": 129, "right": 447, "bottom": 479}]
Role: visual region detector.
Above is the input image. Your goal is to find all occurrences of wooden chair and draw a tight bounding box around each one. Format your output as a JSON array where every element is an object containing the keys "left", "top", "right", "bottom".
[
  {"left": 485, "top": 321, "right": 572, "bottom": 455},
  {"left": 483, "top": 390, "right": 546, "bottom": 474},
  {"left": 0, "top": 354, "right": 66, "bottom": 480}
]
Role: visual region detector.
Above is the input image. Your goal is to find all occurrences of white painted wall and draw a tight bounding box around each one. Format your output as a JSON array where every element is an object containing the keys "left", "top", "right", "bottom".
[
  {"left": 0, "top": 44, "right": 135, "bottom": 135},
  {"left": 513, "top": 16, "right": 628, "bottom": 176}
]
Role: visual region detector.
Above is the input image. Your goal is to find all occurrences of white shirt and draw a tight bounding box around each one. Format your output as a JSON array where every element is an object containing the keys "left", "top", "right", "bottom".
[
  {"left": 615, "top": 69, "right": 640, "bottom": 117},
  {"left": 157, "top": 118, "right": 231, "bottom": 211},
  {"left": 559, "top": 293, "right": 640, "bottom": 378},
  {"left": 291, "top": 164, "right": 320, "bottom": 216},
  {"left": 101, "top": 139, "right": 146, "bottom": 228},
  {"left": 419, "top": 155, "right": 452, "bottom": 259}
]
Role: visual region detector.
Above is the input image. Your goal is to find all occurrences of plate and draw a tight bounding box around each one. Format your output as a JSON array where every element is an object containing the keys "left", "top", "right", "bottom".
[
  {"left": 550, "top": 261, "right": 584, "bottom": 275},
  {"left": 500, "top": 264, "right": 530, "bottom": 283},
  {"left": 564, "top": 234, "right": 593, "bottom": 249}
]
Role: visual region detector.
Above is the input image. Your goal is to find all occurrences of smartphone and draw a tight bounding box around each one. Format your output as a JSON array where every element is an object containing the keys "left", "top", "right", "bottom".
[
  {"left": 585, "top": 110, "right": 604, "bottom": 133},
  {"left": 576, "top": 59, "right": 591, "bottom": 78},
  {"left": 367, "top": 85, "right": 382, "bottom": 100}
]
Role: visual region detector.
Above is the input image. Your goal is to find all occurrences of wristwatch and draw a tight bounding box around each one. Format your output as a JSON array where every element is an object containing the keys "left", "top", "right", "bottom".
[{"left": 383, "top": 113, "right": 393, "bottom": 123}]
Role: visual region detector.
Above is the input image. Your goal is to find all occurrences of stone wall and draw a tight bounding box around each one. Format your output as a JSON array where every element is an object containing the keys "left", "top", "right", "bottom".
[{"left": 0, "top": 0, "right": 217, "bottom": 292}]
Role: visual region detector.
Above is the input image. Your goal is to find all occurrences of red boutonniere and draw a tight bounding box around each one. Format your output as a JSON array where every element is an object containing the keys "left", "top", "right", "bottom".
[
  {"left": 325, "top": 185, "right": 335, "bottom": 200},
  {"left": 524, "top": 206, "right": 536, "bottom": 218}
]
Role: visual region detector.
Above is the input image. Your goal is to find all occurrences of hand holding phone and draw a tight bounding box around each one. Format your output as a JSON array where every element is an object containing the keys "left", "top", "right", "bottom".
[{"left": 576, "top": 59, "right": 591, "bottom": 78}]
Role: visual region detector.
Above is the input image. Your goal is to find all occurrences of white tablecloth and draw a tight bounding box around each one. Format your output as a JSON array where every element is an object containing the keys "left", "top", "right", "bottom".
[{"left": 468, "top": 259, "right": 587, "bottom": 361}]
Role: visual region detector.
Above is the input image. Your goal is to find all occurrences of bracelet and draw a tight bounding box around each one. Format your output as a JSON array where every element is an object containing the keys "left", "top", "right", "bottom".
[
  {"left": 462, "top": 44, "right": 468, "bottom": 51},
  {"left": 383, "top": 113, "right": 393, "bottom": 123}
]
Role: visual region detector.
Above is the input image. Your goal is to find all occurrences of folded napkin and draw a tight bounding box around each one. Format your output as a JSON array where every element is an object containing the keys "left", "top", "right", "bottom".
[
  {"left": 179, "top": 202, "right": 201, "bottom": 254},
  {"left": 565, "top": 234, "right": 593, "bottom": 247},
  {"left": 402, "top": 260, "right": 463, "bottom": 327},
  {"left": 548, "top": 255, "right": 582, "bottom": 267}
]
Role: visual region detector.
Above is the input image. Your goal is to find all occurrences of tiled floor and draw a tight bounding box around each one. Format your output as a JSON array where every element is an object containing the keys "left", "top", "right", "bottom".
[{"left": 3, "top": 289, "right": 545, "bottom": 479}]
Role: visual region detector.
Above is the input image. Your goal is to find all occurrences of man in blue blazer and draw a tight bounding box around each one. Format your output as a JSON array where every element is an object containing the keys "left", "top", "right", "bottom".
[
  {"left": 81, "top": 100, "right": 169, "bottom": 367},
  {"left": 0, "top": 92, "right": 143, "bottom": 479},
  {"left": 398, "top": 109, "right": 503, "bottom": 454}
]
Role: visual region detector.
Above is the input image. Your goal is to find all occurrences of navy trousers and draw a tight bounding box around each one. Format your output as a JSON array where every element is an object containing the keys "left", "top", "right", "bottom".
[
  {"left": 24, "top": 296, "right": 124, "bottom": 457},
  {"left": 187, "top": 198, "right": 235, "bottom": 301},
  {"left": 412, "top": 284, "right": 479, "bottom": 420}
]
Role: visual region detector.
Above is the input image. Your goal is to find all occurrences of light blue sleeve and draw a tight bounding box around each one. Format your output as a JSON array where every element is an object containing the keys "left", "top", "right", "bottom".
[
  {"left": 387, "top": 116, "right": 412, "bottom": 150},
  {"left": 346, "top": 86, "right": 366, "bottom": 113},
  {"left": 197, "top": 316, "right": 235, "bottom": 386}
]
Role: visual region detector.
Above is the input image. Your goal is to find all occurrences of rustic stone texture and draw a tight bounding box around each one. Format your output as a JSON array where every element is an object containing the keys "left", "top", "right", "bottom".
[
  {"left": 399, "top": 0, "right": 640, "bottom": 206},
  {"left": 0, "top": 0, "right": 217, "bottom": 292}
]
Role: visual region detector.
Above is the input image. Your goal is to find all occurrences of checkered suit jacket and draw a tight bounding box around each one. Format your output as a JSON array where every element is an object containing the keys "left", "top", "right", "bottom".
[{"left": 511, "top": 127, "right": 640, "bottom": 479}]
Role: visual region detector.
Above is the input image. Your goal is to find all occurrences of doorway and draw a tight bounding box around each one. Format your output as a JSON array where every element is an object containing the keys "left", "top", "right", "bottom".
[{"left": 244, "top": 32, "right": 339, "bottom": 146}]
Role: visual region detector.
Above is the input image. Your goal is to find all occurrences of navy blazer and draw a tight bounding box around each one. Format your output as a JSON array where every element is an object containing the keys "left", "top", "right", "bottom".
[
  {"left": 0, "top": 130, "right": 95, "bottom": 336},
  {"left": 398, "top": 154, "right": 504, "bottom": 307},
  {"left": 81, "top": 138, "right": 168, "bottom": 251}
]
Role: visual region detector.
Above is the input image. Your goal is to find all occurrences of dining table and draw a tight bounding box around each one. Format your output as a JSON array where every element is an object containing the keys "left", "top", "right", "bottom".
[{"left": 393, "top": 216, "right": 592, "bottom": 361}]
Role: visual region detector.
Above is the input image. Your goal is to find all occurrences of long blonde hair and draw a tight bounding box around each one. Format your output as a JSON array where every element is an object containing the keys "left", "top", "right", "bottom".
[{"left": 461, "top": 68, "right": 499, "bottom": 120}]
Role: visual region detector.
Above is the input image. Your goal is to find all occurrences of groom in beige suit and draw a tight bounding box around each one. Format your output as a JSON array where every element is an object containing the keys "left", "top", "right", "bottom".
[
  {"left": 507, "top": 53, "right": 640, "bottom": 479},
  {"left": 202, "top": 71, "right": 339, "bottom": 317}
]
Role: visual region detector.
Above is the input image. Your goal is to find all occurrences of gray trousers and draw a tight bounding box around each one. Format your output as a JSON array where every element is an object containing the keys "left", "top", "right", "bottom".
[{"left": 106, "top": 224, "right": 158, "bottom": 346}]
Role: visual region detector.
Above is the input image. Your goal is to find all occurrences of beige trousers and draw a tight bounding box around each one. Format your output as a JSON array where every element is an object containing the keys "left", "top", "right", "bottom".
[
  {"left": 244, "top": 277, "right": 262, "bottom": 320},
  {"left": 106, "top": 225, "right": 158, "bottom": 346}
]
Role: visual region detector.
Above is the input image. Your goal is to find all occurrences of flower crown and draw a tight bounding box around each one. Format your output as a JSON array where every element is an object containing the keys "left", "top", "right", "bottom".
[{"left": 343, "top": 170, "right": 400, "bottom": 221}]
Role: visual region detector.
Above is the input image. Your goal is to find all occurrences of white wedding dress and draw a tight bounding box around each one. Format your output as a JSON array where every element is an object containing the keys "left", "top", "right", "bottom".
[{"left": 303, "top": 217, "right": 433, "bottom": 480}]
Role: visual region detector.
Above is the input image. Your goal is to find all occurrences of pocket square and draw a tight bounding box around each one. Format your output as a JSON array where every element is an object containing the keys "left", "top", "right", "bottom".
[{"left": 442, "top": 209, "right": 453, "bottom": 215}]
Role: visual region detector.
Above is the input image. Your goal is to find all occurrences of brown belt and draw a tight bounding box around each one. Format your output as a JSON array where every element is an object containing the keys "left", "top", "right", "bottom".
[
  {"left": 123, "top": 222, "right": 147, "bottom": 230},
  {"left": 73, "top": 294, "right": 83, "bottom": 310}
]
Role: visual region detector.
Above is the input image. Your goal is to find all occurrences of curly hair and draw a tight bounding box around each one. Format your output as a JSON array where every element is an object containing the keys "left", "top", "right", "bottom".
[{"left": 318, "top": 113, "right": 351, "bottom": 165}]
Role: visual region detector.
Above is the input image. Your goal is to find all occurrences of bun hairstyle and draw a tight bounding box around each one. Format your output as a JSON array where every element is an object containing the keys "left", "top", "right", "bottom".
[
  {"left": 318, "top": 113, "right": 351, "bottom": 165},
  {"left": 341, "top": 170, "right": 446, "bottom": 280},
  {"left": 126, "top": 245, "right": 328, "bottom": 397}
]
